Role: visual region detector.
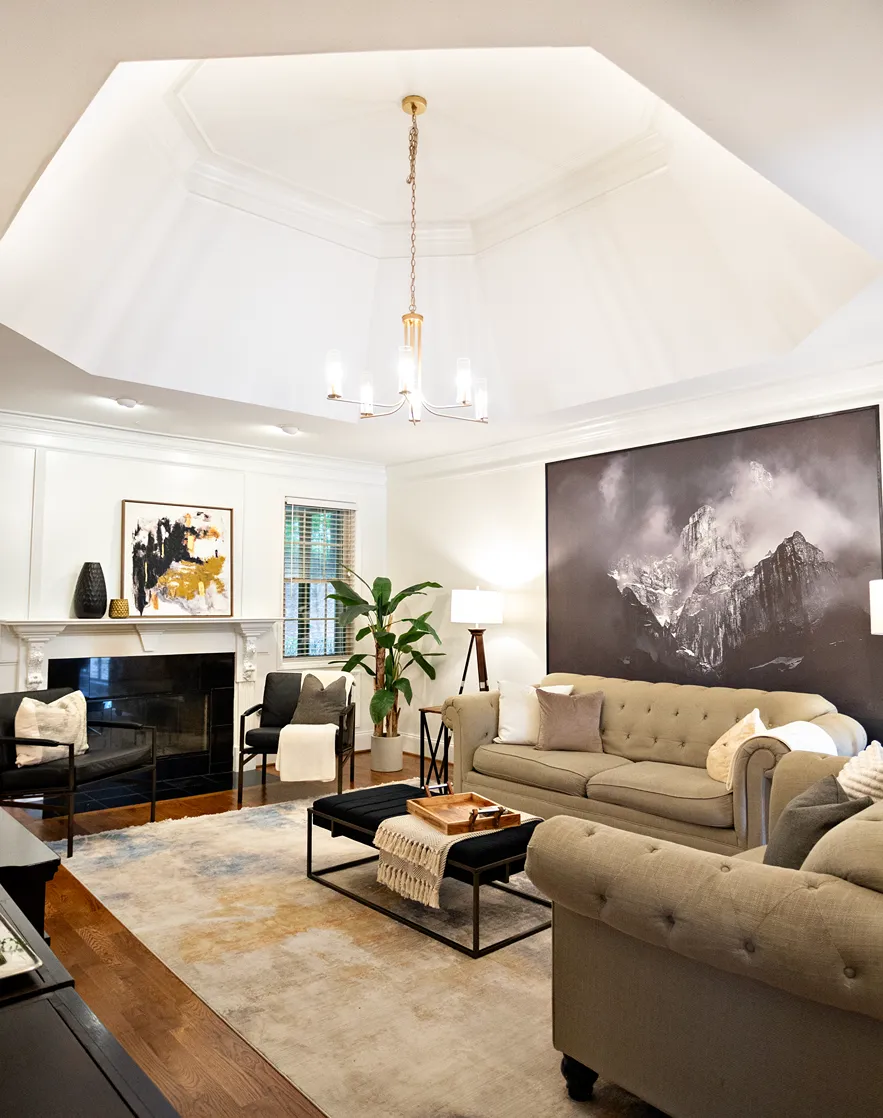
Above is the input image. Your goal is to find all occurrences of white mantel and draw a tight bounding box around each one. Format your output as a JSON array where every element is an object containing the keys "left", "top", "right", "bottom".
[{"left": 1, "top": 618, "right": 280, "bottom": 691}]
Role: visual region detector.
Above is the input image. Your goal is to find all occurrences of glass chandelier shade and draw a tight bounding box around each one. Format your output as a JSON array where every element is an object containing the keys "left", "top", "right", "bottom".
[{"left": 326, "top": 95, "right": 488, "bottom": 426}]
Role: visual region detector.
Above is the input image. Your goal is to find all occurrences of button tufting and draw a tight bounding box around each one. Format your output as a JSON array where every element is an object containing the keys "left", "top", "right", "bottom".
[
  {"left": 666, "top": 914, "right": 675, "bottom": 926},
  {"left": 648, "top": 846, "right": 658, "bottom": 853},
  {"left": 599, "top": 895, "right": 607, "bottom": 905},
  {"left": 744, "top": 941, "right": 755, "bottom": 954},
  {"left": 702, "top": 713, "right": 708, "bottom": 720},
  {"left": 844, "top": 967, "right": 857, "bottom": 979},
  {"left": 720, "top": 865, "right": 731, "bottom": 873}
]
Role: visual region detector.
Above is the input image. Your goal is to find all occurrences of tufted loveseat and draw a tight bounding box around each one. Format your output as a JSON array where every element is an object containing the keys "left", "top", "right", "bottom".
[
  {"left": 525, "top": 751, "right": 883, "bottom": 1118},
  {"left": 442, "top": 674, "right": 865, "bottom": 854}
]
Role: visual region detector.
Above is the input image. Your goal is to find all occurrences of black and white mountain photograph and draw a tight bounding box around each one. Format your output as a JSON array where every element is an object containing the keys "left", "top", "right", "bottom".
[{"left": 546, "top": 407, "right": 883, "bottom": 737}]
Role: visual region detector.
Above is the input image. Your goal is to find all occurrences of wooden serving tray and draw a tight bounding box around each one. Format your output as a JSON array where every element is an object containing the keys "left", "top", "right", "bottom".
[{"left": 407, "top": 791, "right": 522, "bottom": 835}]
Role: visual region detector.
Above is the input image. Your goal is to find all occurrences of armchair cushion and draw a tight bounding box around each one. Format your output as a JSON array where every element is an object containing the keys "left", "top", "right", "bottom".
[
  {"left": 260, "top": 673, "right": 303, "bottom": 727},
  {"left": 587, "top": 761, "right": 733, "bottom": 827},
  {"left": 0, "top": 688, "right": 72, "bottom": 770},
  {"left": 15, "top": 690, "right": 88, "bottom": 767},
  {"left": 0, "top": 736, "right": 152, "bottom": 792},
  {"left": 245, "top": 726, "right": 283, "bottom": 751}
]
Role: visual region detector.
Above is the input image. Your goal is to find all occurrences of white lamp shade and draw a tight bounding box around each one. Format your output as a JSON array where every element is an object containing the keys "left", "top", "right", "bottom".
[
  {"left": 871, "top": 580, "right": 883, "bottom": 634},
  {"left": 450, "top": 588, "right": 503, "bottom": 626}
]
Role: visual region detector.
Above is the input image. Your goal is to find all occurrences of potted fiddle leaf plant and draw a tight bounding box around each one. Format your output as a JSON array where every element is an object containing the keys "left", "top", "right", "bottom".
[{"left": 330, "top": 572, "right": 444, "bottom": 772}]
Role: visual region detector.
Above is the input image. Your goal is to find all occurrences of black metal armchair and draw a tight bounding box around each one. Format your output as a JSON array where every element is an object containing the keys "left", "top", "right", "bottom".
[
  {"left": 237, "top": 672, "right": 356, "bottom": 806},
  {"left": 0, "top": 687, "right": 158, "bottom": 857}
]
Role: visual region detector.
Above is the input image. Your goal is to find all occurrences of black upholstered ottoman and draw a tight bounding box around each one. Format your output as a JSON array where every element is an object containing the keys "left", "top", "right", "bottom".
[{"left": 307, "top": 783, "right": 549, "bottom": 958}]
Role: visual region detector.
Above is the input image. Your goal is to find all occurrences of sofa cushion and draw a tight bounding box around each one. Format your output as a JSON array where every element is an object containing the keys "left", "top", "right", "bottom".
[
  {"left": 541, "top": 673, "right": 837, "bottom": 767},
  {"left": 586, "top": 760, "right": 733, "bottom": 827},
  {"left": 472, "top": 742, "right": 632, "bottom": 797}
]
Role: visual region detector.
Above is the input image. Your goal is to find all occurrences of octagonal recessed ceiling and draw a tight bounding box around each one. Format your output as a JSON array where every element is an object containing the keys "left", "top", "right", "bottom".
[
  {"left": 174, "top": 49, "right": 655, "bottom": 225},
  {"left": 0, "top": 46, "right": 877, "bottom": 461}
]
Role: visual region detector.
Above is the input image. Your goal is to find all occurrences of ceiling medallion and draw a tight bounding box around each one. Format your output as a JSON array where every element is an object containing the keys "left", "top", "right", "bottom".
[{"left": 326, "top": 95, "right": 488, "bottom": 425}]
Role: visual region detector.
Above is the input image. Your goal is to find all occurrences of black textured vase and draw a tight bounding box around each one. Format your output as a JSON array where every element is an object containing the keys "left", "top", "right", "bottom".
[{"left": 73, "top": 562, "right": 107, "bottom": 619}]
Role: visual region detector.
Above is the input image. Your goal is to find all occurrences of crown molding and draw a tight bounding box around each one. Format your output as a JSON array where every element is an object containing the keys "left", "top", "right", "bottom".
[
  {"left": 471, "top": 130, "right": 668, "bottom": 253},
  {"left": 0, "top": 410, "right": 387, "bottom": 488},
  {"left": 389, "top": 358, "right": 883, "bottom": 482},
  {"left": 182, "top": 123, "right": 665, "bottom": 261}
]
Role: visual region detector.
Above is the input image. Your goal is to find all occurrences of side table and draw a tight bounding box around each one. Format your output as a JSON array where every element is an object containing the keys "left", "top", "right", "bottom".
[
  {"left": 0, "top": 809, "right": 60, "bottom": 938},
  {"left": 418, "top": 706, "right": 451, "bottom": 788}
]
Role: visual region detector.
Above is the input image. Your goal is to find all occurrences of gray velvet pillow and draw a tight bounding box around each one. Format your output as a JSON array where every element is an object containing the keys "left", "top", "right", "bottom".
[
  {"left": 536, "top": 689, "right": 603, "bottom": 752},
  {"left": 763, "top": 776, "right": 872, "bottom": 870},
  {"left": 290, "top": 674, "right": 347, "bottom": 725}
]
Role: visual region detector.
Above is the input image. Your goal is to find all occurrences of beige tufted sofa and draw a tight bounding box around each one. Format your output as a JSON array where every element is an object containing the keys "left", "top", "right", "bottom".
[
  {"left": 526, "top": 751, "right": 883, "bottom": 1118},
  {"left": 442, "top": 673, "right": 865, "bottom": 854}
]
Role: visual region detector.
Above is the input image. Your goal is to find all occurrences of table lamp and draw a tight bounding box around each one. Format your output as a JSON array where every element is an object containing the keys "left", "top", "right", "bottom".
[{"left": 450, "top": 588, "right": 503, "bottom": 693}]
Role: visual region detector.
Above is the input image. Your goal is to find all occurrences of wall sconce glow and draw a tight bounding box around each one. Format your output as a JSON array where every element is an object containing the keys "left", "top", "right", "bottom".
[
  {"left": 456, "top": 358, "right": 472, "bottom": 406},
  {"left": 326, "top": 349, "right": 344, "bottom": 399},
  {"left": 360, "top": 381, "right": 375, "bottom": 418},
  {"left": 115, "top": 397, "right": 138, "bottom": 408},
  {"left": 279, "top": 425, "right": 301, "bottom": 436}
]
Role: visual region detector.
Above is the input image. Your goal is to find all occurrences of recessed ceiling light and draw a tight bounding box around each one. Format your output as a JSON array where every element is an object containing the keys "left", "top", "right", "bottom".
[
  {"left": 279, "top": 425, "right": 301, "bottom": 436},
  {"left": 115, "top": 397, "right": 138, "bottom": 408}
]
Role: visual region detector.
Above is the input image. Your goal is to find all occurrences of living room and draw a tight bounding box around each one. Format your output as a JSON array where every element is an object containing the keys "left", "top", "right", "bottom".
[{"left": 2, "top": 5, "right": 883, "bottom": 1117}]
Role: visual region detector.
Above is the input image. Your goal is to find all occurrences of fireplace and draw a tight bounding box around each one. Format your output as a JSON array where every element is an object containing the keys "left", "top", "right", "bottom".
[{"left": 48, "top": 652, "right": 235, "bottom": 782}]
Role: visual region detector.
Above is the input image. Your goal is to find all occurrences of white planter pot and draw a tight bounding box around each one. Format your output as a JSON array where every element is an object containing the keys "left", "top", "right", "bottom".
[{"left": 371, "top": 734, "right": 403, "bottom": 772}]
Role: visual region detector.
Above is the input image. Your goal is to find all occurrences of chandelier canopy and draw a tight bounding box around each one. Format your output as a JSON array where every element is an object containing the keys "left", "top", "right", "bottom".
[{"left": 326, "top": 95, "right": 488, "bottom": 425}]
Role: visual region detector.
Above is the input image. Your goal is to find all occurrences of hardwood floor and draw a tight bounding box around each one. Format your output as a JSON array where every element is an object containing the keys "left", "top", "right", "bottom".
[{"left": 5, "top": 753, "right": 426, "bottom": 1118}]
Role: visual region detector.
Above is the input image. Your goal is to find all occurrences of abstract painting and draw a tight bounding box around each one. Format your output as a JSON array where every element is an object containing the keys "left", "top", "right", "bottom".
[
  {"left": 121, "top": 501, "right": 233, "bottom": 617},
  {"left": 546, "top": 407, "right": 883, "bottom": 737}
]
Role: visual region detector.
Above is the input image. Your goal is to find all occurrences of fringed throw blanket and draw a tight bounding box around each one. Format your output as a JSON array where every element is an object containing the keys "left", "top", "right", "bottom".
[{"left": 375, "top": 811, "right": 537, "bottom": 908}]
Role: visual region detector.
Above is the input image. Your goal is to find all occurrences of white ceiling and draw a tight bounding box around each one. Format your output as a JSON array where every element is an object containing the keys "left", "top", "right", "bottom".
[
  {"left": 175, "top": 50, "right": 653, "bottom": 224},
  {"left": 0, "top": 13, "right": 882, "bottom": 465}
]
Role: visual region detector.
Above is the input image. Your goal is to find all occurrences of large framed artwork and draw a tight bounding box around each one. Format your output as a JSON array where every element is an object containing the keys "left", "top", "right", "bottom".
[
  {"left": 546, "top": 407, "right": 883, "bottom": 737},
  {"left": 121, "top": 501, "right": 233, "bottom": 617}
]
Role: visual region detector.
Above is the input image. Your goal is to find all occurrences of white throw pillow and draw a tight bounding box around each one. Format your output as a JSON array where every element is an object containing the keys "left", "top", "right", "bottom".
[
  {"left": 14, "top": 691, "right": 89, "bottom": 767},
  {"left": 837, "top": 741, "right": 883, "bottom": 801},
  {"left": 705, "top": 707, "right": 767, "bottom": 789},
  {"left": 495, "top": 680, "right": 574, "bottom": 746}
]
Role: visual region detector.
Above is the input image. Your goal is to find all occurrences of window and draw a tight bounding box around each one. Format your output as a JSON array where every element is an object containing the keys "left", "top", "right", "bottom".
[{"left": 283, "top": 502, "right": 356, "bottom": 658}]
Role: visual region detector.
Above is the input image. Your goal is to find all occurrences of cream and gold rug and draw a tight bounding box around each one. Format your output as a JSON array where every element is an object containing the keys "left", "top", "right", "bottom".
[{"left": 56, "top": 795, "right": 662, "bottom": 1118}]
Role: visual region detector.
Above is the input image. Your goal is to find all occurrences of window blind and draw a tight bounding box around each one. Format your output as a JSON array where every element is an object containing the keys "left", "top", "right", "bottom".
[{"left": 283, "top": 503, "right": 356, "bottom": 658}]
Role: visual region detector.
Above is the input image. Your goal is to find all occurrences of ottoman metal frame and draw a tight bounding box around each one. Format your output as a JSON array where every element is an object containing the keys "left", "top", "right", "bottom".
[{"left": 306, "top": 805, "right": 550, "bottom": 959}]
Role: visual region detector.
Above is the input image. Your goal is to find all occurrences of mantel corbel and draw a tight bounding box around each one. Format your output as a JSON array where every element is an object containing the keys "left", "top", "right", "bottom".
[
  {"left": 236, "top": 620, "right": 278, "bottom": 682},
  {"left": 6, "top": 622, "right": 69, "bottom": 690}
]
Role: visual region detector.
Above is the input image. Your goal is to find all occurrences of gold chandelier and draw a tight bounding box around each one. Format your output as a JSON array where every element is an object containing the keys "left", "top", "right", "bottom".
[{"left": 326, "top": 95, "right": 488, "bottom": 425}]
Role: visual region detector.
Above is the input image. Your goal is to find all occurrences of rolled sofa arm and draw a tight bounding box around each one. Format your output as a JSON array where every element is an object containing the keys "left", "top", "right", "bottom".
[
  {"left": 526, "top": 815, "right": 883, "bottom": 1023},
  {"left": 768, "top": 750, "right": 848, "bottom": 833},
  {"left": 441, "top": 691, "right": 499, "bottom": 792},
  {"left": 811, "top": 711, "right": 867, "bottom": 757},
  {"left": 730, "top": 735, "right": 790, "bottom": 848}
]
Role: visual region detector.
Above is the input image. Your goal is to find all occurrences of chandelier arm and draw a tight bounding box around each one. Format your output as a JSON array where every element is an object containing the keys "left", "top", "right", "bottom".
[
  {"left": 328, "top": 396, "right": 407, "bottom": 414},
  {"left": 421, "top": 399, "right": 486, "bottom": 422},
  {"left": 420, "top": 399, "right": 472, "bottom": 411}
]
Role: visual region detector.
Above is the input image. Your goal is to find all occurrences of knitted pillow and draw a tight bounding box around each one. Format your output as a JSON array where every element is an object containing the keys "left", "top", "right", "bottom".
[{"left": 837, "top": 741, "right": 883, "bottom": 801}]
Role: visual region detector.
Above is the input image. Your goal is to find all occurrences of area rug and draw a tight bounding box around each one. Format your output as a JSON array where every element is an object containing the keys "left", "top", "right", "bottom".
[{"left": 55, "top": 796, "right": 663, "bottom": 1118}]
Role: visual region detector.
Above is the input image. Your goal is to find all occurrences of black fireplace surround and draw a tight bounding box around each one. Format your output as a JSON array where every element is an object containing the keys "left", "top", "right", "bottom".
[{"left": 47, "top": 652, "right": 235, "bottom": 809}]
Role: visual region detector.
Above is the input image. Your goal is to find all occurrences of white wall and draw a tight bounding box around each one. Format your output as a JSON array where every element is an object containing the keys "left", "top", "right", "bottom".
[
  {"left": 388, "top": 360, "right": 883, "bottom": 739},
  {"left": 0, "top": 411, "right": 387, "bottom": 743}
]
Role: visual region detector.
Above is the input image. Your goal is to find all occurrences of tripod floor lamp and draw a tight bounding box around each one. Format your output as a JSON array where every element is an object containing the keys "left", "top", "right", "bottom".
[{"left": 451, "top": 588, "right": 503, "bottom": 694}]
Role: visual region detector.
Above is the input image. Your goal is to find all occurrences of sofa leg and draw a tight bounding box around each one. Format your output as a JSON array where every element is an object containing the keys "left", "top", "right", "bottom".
[{"left": 561, "top": 1055, "right": 598, "bottom": 1101}]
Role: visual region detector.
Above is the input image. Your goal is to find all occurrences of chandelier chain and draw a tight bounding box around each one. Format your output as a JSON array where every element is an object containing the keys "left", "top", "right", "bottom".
[{"left": 406, "top": 107, "right": 418, "bottom": 314}]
